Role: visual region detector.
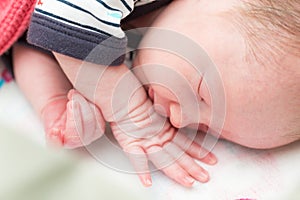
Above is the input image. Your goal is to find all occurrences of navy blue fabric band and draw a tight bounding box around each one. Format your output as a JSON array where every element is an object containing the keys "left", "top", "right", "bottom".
[{"left": 27, "top": 13, "right": 127, "bottom": 66}]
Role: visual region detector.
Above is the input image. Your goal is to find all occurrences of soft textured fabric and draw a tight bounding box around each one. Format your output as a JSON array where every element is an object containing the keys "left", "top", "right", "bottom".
[
  {"left": 0, "top": 125, "right": 151, "bottom": 200},
  {"left": 28, "top": 12, "right": 127, "bottom": 66},
  {"left": 27, "top": 0, "right": 171, "bottom": 66},
  {"left": 27, "top": 0, "right": 134, "bottom": 66},
  {"left": 0, "top": 0, "right": 171, "bottom": 69},
  {"left": 0, "top": 0, "right": 36, "bottom": 55}
]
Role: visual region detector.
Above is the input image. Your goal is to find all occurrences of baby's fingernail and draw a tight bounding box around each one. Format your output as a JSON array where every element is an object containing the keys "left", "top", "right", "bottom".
[
  {"left": 184, "top": 176, "right": 195, "bottom": 185},
  {"left": 196, "top": 171, "right": 209, "bottom": 182},
  {"left": 144, "top": 178, "right": 152, "bottom": 187},
  {"left": 46, "top": 129, "right": 61, "bottom": 144},
  {"left": 67, "top": 89, "right": 75, "bottom": 99},
  {"left": 208, "top": 154, "right": 218, "bottom": 165},
  {"left": 141, "top": 176, "right": 152, "bottom": 187}
]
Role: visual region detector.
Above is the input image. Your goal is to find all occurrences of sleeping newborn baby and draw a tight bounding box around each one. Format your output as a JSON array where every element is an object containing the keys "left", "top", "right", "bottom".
[{"left": 133, "top": 0, "right": 300, "bottom": 149}]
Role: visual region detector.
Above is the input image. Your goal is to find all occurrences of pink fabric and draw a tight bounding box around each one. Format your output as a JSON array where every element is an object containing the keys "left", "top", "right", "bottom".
[{"left": 0, "top": 0, "right": 36, "bottom": 55}]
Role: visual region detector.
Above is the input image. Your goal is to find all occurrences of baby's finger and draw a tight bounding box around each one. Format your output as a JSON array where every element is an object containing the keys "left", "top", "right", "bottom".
[
  {"left": 173, "top": 133, "right": 217, "bottom": 165},
  {"left": 46, "top": 128, "right": 63, "bottom": 148},
  {"left": 147, "top": 145, "right": 195, "bottom": 187},
  {"left": 64, "top": 90, "right": 105, "bottom": 148},
  {"left": 125, "top": 146, "right": 152, "bottom": 187},
  {"left": 86, "top": 101, "right": 106, "bottom": 141},
  {"left": 164, "top": 142, "right": 209, "bottom": 183}
]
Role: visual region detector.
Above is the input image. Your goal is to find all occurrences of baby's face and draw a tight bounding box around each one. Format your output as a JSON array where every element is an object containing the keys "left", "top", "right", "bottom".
[{"left": 133, "top": 0, "right": 300, "bottom": 149}]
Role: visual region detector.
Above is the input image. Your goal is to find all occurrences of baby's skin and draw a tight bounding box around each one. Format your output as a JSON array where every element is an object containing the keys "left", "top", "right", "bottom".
[
  {"left": 12, "top": 43, "right": 217, "bottom": 187},
  {"left": 41, "top": 89, "right": 105, "bottom": 148},
  {"left": 13, "top": 44, "right": 105, "bottom": 148},
  {"left": 7, "top": 0, "right": 299, "bottom": 190},
  {"left": 54, "top": 53, "right": 217, "bottom": 187},
  {"left": 133, "top": 0, "right": 300, "bottom": 149}
]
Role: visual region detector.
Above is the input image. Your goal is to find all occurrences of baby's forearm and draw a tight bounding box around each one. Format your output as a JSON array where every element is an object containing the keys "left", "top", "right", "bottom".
[
  {"left": 54, "top": 52, "right": 149, "bottom": 123},
  {"left": 91, "top": 63, "right": 150, "bottom": 124},
  {"left": 54, "top": 53, "right": 216, "bottom": 187}
]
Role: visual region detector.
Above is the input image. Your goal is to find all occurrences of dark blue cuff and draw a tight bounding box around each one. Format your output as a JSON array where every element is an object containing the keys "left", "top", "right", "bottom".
[{"left": 27, "top": 12, "right": 127, "bottom": 66}]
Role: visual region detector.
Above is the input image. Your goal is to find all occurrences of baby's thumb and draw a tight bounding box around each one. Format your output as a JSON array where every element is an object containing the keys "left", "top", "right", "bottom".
[{"left": 63, "top": 90, "right": 106, "bottom": 148}]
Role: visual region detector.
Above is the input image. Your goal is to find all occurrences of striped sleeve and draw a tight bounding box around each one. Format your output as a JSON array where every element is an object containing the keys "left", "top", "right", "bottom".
[{"left": 27, "top": 0, "right": 134, "bottom": 66}]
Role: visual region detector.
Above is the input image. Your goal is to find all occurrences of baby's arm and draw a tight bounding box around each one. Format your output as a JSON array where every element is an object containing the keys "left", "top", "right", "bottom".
[
  {"left": 13, "top": 44, "right": 105, "bottom": 148},
  {"left": 54, "top": 53, "right": 217, "bottom": 187},
  {"left": 19, "top": 0, "right": 126, "bottom": 150},
  {"left": 27, "top": 0, "right": 217, "bottom": 186}
]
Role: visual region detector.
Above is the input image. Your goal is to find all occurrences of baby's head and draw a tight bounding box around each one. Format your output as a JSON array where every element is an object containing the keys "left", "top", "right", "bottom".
[{"left": 133, "top": 0, "right": 300, "bottom": 149}]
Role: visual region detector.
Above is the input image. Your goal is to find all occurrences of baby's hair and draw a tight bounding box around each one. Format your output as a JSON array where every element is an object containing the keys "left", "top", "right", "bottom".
[
  {"left": 226, "top": 0, "right": 300, "bottom": 140},
  {"left": 233, "top": 0, "right": 300, "bottom": 140},
  {"left": 231, "top": 0, "right": 300, "bottom": 65}
]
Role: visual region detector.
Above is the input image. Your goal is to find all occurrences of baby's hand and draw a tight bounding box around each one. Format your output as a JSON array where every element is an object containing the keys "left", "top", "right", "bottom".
[
  {"left": 44, "top": 89, "right": 105, "bottom": 148},
  {"left": 53, "top": 53, "right": 217, "bottom": 187},
  {"left": 111, "top": 106, "right": 217, "bottom": 187}
]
